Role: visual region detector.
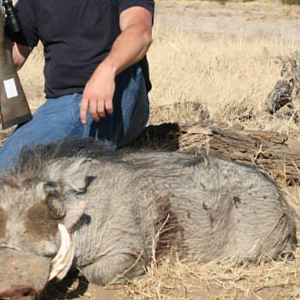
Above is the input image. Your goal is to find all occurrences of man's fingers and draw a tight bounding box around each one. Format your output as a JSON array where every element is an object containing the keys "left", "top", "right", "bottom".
[
  {"left": 105, "top": 98, "right": 114, "bottom": 115},
  {"left": 97, "top": 99, "right": 106, "bottom": 118},
  {"left": 80, "top": 97, "right": 89, "bottom": 124},
  {"left": 80, "top": 95, "right": 113, "bottom": 124},
  {"left": 89, "top": 98, "right": 100, "bottom": 122}
]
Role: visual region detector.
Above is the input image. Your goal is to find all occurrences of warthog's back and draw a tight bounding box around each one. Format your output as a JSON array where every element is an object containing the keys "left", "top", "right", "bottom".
[{"left": 76, "top": 150, "right": 296, "bottom": 266}]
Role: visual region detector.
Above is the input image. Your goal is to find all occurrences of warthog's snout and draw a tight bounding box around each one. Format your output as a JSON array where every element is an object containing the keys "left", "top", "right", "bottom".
[
  {"left": 0, "top": 284, "right": 37, "bottom": 300},
  {"left": 0, "top": 250, "right": 51, "bottom": 300}
]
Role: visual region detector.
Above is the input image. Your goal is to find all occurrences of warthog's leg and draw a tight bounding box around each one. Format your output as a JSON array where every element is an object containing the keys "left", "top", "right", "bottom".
[{"left": 81, "top": 253, "right": 147, "bottom": 286}]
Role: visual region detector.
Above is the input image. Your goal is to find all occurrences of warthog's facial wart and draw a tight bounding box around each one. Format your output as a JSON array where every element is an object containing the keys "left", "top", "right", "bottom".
[{"left": 49, "top": 223, "right": 74, "bottom": 281}]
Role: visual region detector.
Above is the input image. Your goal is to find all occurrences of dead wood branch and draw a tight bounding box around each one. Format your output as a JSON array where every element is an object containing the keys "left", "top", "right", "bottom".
[
  {"left": 130, "top": 122, "right": 300, "bottom": 184},
  {"left": 266, "top": 52, "right": 300, "bottom": 117}
]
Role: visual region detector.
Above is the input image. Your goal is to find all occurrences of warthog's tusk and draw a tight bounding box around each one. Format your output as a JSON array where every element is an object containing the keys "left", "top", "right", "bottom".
[{"left": 49, "top": 224, "right": 74, "bottom": 281}]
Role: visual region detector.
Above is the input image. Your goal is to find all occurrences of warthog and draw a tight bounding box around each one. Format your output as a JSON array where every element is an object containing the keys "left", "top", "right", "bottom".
[{"left": 0, "top": 138, "right": 297, "bottom": 300}]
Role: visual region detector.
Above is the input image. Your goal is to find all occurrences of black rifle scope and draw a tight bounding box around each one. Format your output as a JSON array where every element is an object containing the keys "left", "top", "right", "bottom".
[{"left": 2, "top": 0, "right": 21, "bottom": 34}]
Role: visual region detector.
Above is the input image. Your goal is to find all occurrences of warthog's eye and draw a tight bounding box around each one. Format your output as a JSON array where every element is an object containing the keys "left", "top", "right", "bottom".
[
  {"left": 25, "top": 202, "right": 58, "bottom": 240},
  {"left": 0, "top": 207, "right": 7, "bottom": 239}
]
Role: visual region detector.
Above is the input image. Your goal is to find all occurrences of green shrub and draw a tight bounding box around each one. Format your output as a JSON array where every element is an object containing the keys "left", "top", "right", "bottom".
[
  {"left": 205, "top": 0, "right": 228, "bottom": 4},
  {"left": 281, "top": 0, "right": 300, "bottom": 4}
]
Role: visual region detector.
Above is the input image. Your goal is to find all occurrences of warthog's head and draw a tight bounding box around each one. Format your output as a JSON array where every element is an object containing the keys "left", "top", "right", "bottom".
[{"left": 0, "top": 156, "right": 91, "bottom": 300}]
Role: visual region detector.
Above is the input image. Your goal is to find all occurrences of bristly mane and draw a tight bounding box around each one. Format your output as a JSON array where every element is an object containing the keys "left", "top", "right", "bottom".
[
  {"left": 0, "top": 138, "right": 111, "bottom": 188},
  {"left": 0, "top": 137, "right": 273, "bottom": 192}
]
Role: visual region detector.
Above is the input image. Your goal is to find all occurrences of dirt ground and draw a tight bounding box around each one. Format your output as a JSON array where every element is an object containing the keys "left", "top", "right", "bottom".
[
  {"left": 3, "top": 1, "right": 300, "bottom": 299},
  {"left": 156, "top": 0, "right": 300, "bottom": 42}
]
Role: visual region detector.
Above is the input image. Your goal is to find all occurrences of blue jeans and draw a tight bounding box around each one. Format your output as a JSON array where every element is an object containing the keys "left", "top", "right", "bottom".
[{"left": 0, "top": 65, "right": 149, "bottom": 171}]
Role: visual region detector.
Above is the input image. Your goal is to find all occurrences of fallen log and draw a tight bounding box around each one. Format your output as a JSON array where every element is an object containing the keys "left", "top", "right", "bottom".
[{"left": 130, "top": 122, "right": 300, "bottom": 184}]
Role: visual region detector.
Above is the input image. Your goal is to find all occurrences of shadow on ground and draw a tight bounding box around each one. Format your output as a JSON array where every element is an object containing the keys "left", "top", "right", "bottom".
[
  {"left": 128, "top": 122, "right": 181, "bottom": 150},
  {"left": 40, "top": 271, "right": 122, "bottom": 300},
  {"left": 40, "top": 272, "right": 88, "bottom": 300}
]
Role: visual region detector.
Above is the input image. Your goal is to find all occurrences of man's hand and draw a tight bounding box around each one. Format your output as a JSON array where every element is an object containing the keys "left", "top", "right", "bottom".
[
  {"left": 80, "top": 62, "right": 115, "bottom": 124},
  {"left": 4, "top": 38, "right": 32, "bottom": 70},
  {"left": 80, "top": 6, "right": 152, "bottom": 124}
]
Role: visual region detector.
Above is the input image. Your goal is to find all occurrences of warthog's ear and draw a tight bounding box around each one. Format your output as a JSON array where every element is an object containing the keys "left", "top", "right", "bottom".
[
  {"left": 48, "top": 158, "right": 92, "bottom": 192},
  {"left": 63, "top": 158, "right": 92, "bottom": 192}
]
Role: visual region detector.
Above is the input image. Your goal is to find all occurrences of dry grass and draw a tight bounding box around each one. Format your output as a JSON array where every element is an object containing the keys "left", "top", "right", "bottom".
[
  {"left": 155, "top": 0, "right": 300, "bottom": 22},
  {"left": 119, "top": 253, "right": 300, "bottom": 299},
  {"left": 5, "top": 1, "right": 300, "bottom": 299},
  {"left": 147, "top": 27, "right": 300, "bottom": 133}
]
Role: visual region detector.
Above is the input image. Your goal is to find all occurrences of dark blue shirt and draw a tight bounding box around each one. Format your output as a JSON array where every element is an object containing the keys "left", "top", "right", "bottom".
[{"left": 15, "top": 0, "right": 154, "bottom": 98}]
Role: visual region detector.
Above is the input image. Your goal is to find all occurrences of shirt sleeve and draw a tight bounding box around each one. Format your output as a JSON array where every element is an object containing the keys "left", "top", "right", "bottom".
[
  {"left": 117, "top": 0, "right": 154, "bottom": 18},
  {"left": 14, "top": 0, "right": 39, "bottom": 47}
]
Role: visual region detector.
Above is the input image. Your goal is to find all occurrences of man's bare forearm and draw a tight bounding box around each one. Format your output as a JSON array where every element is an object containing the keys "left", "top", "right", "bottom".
[
  {"left": 13, "top": 43, "right": 32, "bottom": 70},
  {"left": 98, "top": 24, "right": 152, "bottom": 77},
  {"left": 92, "top": 7, "right": 152, "bottom": 79},
  {"left": 5, "top": 37, "right": 32, "bottom": 70}
]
